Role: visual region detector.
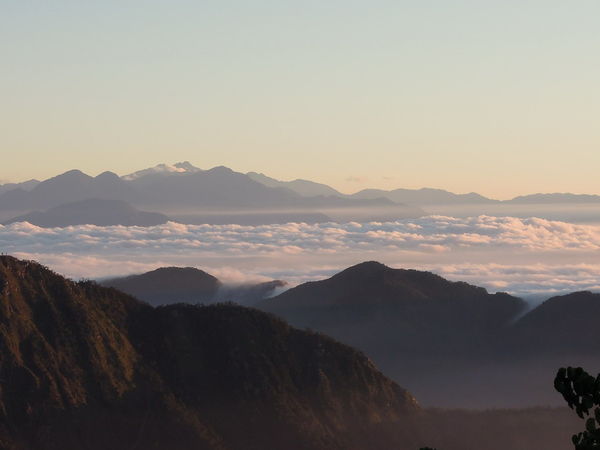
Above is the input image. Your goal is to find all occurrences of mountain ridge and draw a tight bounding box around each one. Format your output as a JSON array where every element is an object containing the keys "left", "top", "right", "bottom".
[
  {"left": 3, "top": 164, "right": 600, "bottom": 227},
  {"left": 258, "top": 261, "right": 600, "bottom": 407},
  {"left": 0, "top": 255, "right": 421, "bottom": 450},
  {"left": 0, "top": 165, "right": 421, "bottom": 225}
]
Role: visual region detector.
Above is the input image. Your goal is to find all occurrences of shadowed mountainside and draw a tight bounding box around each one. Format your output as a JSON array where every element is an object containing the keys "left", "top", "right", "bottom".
[
  {"left": 509, "top": 291, "right": 600, "bottom": 355},
  {"left": 259, "top": 261, "right": 600, "bottom": 408},
  {"left": 0, "top": 255, "right": 420, "bottom": 450},
  {"left": 260, "top": 261, "right": 525, "bottom": 359}
]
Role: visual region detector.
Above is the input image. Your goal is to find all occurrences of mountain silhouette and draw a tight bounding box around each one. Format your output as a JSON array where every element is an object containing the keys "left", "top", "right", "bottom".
[
  {"left": 257, "top": 262, "right": 600, "bottom": 407},
  {"left": 0, "top": 165, "right": 422, "bottom": 224},
  {"left": 351, "top": 187, "right": 497, "bottom": 205},
  {"left": 0, "top": 255, "right": 420, "bottom": 450},
  {"left": 0, "top": 170, "right": 135, "bottom": 211},
  {"left": 247, "top": 172, "right": 345, "bottom": 197},
  {"left": 4, "top": 166, "right": 600, "bottom": 223},
  {"left": 260, "top": 262, "right": 524, "bottom": 356},
  {"left": 260, "top": 262, "right": 599, "bottom": 408},
  {"left": 128, "top": 166, "right": 400, "bottom": 210},
  {"left": 506, "top": 193, "right": 600, "bottom": 204},
  {"left": 246, "top": 173, "right": 499, "bottom": 205},
  {"left": 102, "top": 267, "right": 222, "bottom": 305},
  {"left": 242, "top": 172, "right": 600, "bottom": 207},
  {"left": 0, "top": 179, "right": 39, "bottom": 195},
  {"left": 510, "top": 291, "right": 600, "bottom": 354},
  {"left": 102, "top": 266, "right": 287, "bottom": 306},
  {"left": 3, "top": 198, "right": 169, "bottom": 227}
]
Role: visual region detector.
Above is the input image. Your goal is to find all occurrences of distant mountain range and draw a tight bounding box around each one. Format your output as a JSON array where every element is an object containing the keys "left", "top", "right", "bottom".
[
  {"left": 101, "top": 266, "right": 286, "bottom": 306},
  {"left": 351, "top": 187, "right": 498, "bottom": 205},
  {"left": 0, "top": 163, "right": 422, "bottom": 226},
  {"left": 508, "top": 193, "right": 600, "bottom": 204},
  {"left": 246, "top": 172, "right": 345, "bottom": 197},
  {"left": 510, "top": 290, "right": 600, "bottom": 355},
  {"left": 2, "top": 162, "right": 600, "bottom": 227},
  {"left": 0, "top": 255, "right": 585, "bottom": 450},
  {"left": 246, "top": 172, "right": 600, "bottom": 206},
  {"left": 0, "top": 178, "right": 39, "bottom": 195},
  {"left": 259, "top": 261, "right": 600, "bottom": 408},
  {"left": 3, "top": 198, "right": 169, "bottom": 227}
]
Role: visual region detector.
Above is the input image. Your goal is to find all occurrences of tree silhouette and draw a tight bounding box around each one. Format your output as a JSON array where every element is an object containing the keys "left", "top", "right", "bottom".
[{"left": 554, "top": 367, "right": 600, "bottom": 449}]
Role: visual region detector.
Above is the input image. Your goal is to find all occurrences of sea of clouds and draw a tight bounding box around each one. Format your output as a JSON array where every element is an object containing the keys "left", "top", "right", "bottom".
[{"left": 2, "top": 215, "right": 600, "bottom": 297}]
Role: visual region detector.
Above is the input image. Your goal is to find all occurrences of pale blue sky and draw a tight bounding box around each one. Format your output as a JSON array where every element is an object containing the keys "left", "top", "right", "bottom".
[{"left": 1, "top": 1, "right": 599, "bottom": 198}]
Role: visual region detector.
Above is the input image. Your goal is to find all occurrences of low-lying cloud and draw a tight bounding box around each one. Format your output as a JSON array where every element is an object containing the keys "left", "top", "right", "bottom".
[{"left": 2, "top": 215, "right": 600, "bottom": 297}]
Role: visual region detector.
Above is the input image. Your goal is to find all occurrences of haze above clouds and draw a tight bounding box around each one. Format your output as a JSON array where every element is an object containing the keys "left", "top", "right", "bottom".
[{"left": 3, "top": 215, "right": 600, "bottom": 296}]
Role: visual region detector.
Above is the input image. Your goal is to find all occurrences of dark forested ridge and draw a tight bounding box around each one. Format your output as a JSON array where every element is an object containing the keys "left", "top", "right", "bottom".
[{"left": 0, "top": 256, "right": 420, "bottom": 450}]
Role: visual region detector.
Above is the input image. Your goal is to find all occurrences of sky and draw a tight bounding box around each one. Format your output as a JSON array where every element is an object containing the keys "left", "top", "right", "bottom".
[{"left": 1, "top": 1, "right": 599, "bottom": 199}]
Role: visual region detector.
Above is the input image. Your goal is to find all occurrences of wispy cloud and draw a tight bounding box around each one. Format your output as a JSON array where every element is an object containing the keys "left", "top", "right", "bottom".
[{"left": 2, "top": 216, "right": 600, "bottom": 295}]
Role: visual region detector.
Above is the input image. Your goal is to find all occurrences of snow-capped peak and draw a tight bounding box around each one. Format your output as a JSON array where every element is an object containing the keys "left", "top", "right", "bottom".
[{"left": 122, "top": 162, "right": 203, "bottom": 180}]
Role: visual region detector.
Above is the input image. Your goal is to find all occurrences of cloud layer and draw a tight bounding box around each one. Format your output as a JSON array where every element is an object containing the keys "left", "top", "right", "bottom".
[{"left": 2, "top": 216, "right": 600, "bottom": 296}]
